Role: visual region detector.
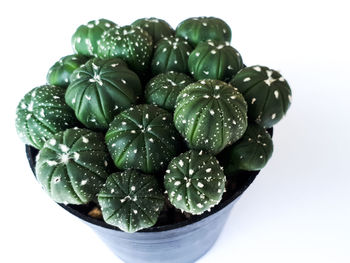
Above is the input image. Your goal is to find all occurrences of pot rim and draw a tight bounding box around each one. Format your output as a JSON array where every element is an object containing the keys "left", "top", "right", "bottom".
[{"left": 26, "top": 127, "right": 271, "bottom": 233}]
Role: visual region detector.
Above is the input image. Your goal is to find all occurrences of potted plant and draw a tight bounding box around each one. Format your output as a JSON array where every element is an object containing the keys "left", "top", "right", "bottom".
[{"left": 16, "top": 16, "right": 291, "bottom": 263}]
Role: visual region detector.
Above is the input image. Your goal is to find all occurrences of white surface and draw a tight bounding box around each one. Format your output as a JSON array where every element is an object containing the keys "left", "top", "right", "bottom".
[{"left": 1, "top": 0, "right": 350, "bottom": 262}]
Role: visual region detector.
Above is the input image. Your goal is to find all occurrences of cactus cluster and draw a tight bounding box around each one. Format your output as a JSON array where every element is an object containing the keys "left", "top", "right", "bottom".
[{"left": 16, "top": 16, "right": 292, "bottom": 233}]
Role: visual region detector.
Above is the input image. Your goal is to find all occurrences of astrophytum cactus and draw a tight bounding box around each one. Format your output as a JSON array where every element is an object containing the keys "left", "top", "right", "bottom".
[
  {"left": 174, "top": 79, "right": 248, "bottom": 154},
  {"left": 98, "top": 169, "right": 164, "bottom": 233},
  {"left": 164, "top": 150, "right": 226, "bottom": 215},
  {"left": 132, "top": 17, "right": 174, "bottom": 43},
  {"left": 15, "top": 85, "right": 77, "bottom": 149},
  {"left": 35, "top": 128, "right": 111, "bottom": 205},
  {"left": 230, "top": 65, "right": 292, "bottom": 128}
]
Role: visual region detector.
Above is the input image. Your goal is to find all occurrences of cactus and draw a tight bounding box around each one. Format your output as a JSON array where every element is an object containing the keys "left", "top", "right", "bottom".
[
  {"left": 164, "top": 150, "right": 226, "bottom": 215},
  {"left": 151, "top": 37, "right": 193, "bottom": 75},
  {"left": 176, "top": 17, "right": 231, "bottom": 47},
  {"left": 145, "top": 72, "right": 193, "bottom": 111},
  {"left": 97, "top": 25, "right": 153, "bottom": 75},
  {"left": 105, "top": 104, "right": 180, "bottom": 174},
  {"left": 72, "top": 18, "right": 117, "bottom": 56},
  {"left": 132, "top": 17, "right": 174, "bottom": 43},
  {"left": 46, "top": 54, "right": 89, "bottom": 87},
  {"left": 230, "top": 65, "right": 292, "bottom": 128},
  {"left": 15, "top": 85, "right": 77, "bottom": 149},
  {"left": 174, "top": 79, "right": 248, "bottom": 154},
  {"left": 218, "top": 123, "right": 273, "bottom": 175},
  {"left": 188, "top": 40, "right": 243, "bottom": 81},
  {"left": 65, "top": 57, "right": 142, "bottom": 131},
  {"left": 35, "top": 128, "right": 111, "bottom": 205},
  {"left": 98, "top": 169, "right": 164, "bottom": 233}
]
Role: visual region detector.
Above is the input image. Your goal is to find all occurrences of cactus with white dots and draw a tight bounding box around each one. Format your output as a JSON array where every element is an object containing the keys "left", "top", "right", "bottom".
[
  {"left": 72, "top": 18, "right": 117, "bottom": 57},
  {"left": 174, "top": 79, "right": 248, "bottom": 154},
  {"left": 35, "top": 128, "right": 111, "bottom": 205},
  {"left": 218, "top": 123, "right": 273, "bottom": 175},
  {"left": 164, "top": 150, "right": 226, "bottom": 215},
  {"left": 145, "top": 71, "right": 193, "bottom": 111},
  {"left": 131, "top": 17, "right": 174, "bottom": 43},
  {"left": 98, "top": 169, "right": 164, "bottom": 233},
  {"left": 230, "top": 65, "right": 292, "bottom": 128},
  {"left": 15, "top": 85, "right": 78, "bottom": 149},
  {"left": 105, "top": 104, "right": 181, "bottom": 174},
  {"left": 65, "top": 57, "right": 141, "bottom": 131},
  {"left": 188, "top": 40, "right": 243, "bottom": 81}
]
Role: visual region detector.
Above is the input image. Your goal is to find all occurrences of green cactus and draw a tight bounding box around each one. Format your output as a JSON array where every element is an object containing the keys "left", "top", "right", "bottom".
[
  {"left": 188, "top": 40, "right": 243, "bottom": 81},
  {"left": 98, "top": 169, "right": 164, "bottom": 233},
  {"left": 15, "top": 85, "right": 77, "bottom": 149},
  {"left": 132, "top": 17, "right": 174, "bottom": 43},
  {"left": 35, "top": 128, "right": 111, "bottom": 205},
  {"left": 72, "top": 18, "right": 117, "bottom": 56},
  {"left": 145, "top": 72, "right": 193, "bottom": 111},
  {"left": 105, "top": 104, "right": 180, "bottom": 174},
  {"left": 218, "top": 123, "right": 273, "bottom": 175},
  {"left": 65, "top": 57, "right": 142, "bottom": 131},
  {"left": 151, "top": 37, "right": 193, "bottom": 75},
  {"left": 176, "top": 17, "right": 231, "bottom": 47},
  {"left": 46, "top": 54, "right": 89, "bottom": 87},
  {"left": 230, "top": 65, "right": 292, "bottom": 128},
  {"left": 164, "top": 150, "right": 226, "bottom": 215},
  {"left": 97, "top": 25, "right": 153, "bottom": 75},
  {"left": 174, "top": 79, "right": 248, "bottom": 155}
]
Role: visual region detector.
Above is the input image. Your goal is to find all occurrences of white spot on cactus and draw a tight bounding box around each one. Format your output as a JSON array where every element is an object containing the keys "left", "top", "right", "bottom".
[
  {"left": 251, "top": 98, "right": 256, "bottom": 104},
  {"left": 211, "top": 50, "right": 217, "bottom": 54},
  {"left": 82, "top": 136, "right": 89, "bottom": 143},
  {"left": 73, "top": 152, "right": 80, "bottom": 161},
  {"left": 288, "top": 95, "right": 292, "bottom": 103},
  {"left": 121, "top": 79, "right": 127, "bottom": 84},
  {"left": 210, "top": 110, "right": 215, "bottom": 116},
  {"left": 203, "top": 71, "right": 209, "bottom": 75},
  {"left": 178, "top": 160, "right": 184, "bottom": 167},
  {"left": 279, "top": 76, "right": 285, "bottom": 82},
  {"left": 182, "top": 120, "right": 186, "bottom": 124},
  {"left": 218, "top": 189, "right": 222, "bottom": 193},
  {"left": 49, "top": 139, "right": 56, "bottom": 146},
  {"left": 104, "top": 160, "right": 108, "bottom": 166},
  {"left": 40, "top": 109, "right": 45, "bottom": 118},
  {"left": 197, "top": 182, "right": 204, "bottom": 188},
  {"left": 111, "top": 188, "right": 115, "bottom": 193},
  {"left": 131, "top": 186, "right": 136, "bottom": 191},
  {"left": 174, "top": 181, "right": 181, "bottom": 186},
  {"left": 133, "top": 210, "right": 138, "bottom": 214},
  {"left": 149, "top": 138, "right": 154, "bottom": 143},
  {"left": 253, "top": 66, "right": 261, "bottom": 72},
  {"left": 260, "top": 155, "right": 263, "bottom": 159},
  {"left": 189, "top": 169, "right": 194, "bottom": 175},
  {"left": 131, "top": 130, "right": 136, "bottom": 134},
  {"left": 264, "top": 70, "right": 276, "bottom": 86},
  {"left": 271, "top": 113, "right": 276, "bottom": 119},
  {"left": 27, "top": 101, "right": 34, "bottom": 112},
  {"left": 206, "top": 168, "right": 212, "bottom": 173},
  {"left": 243, "top": 77, "right": 251, "bottom": 82},
  {"left": 72, "top": 98, "right": 76, "bottom": 104},
  {"left": 274, "top": 90, "right": 279, "bottom": 99},
  {"left": 85, "top": 95, "right": 91, "bottom": 101},
  {"left": 203, "top": 95, "right": 209, "bottom": 98},
  {"left": 197, "top": 203, "right": 203, "bottom": 208},
  {"left": 60, "top": 153, "right": 70, "bottom": 164},
  {"left": 145, "top": 113, "right": 149, "bottom": 119},
  {"left": 230, "top": 95, "right": 236, "bottom": 99},
  {"left": 59, "top": 144, "right": 69, "bottom": 153},
  {"left": 47, "top": 160, "right": 58, "bottom": 166},
  {"left": 53, "top": 96, "right": 60, "bottom": 99},
  {"left": 177, "top": 195, "right": 182, "bottom": 201},
  {"left": 20, "top": 103, "right": 26, "bottom": 109},
  {"left": 81, "top": 179, "right": 88, "bottom": 185},
  {"left": 195, "top": 52, "right": 200, "bottom": 57}
]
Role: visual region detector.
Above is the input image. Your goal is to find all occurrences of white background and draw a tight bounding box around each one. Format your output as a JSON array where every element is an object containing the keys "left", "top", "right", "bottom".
[{"left": 1, "top": 0, "right": 349, "bottom": 262}]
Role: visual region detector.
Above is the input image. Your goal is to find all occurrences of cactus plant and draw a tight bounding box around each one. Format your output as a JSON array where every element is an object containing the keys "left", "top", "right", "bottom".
[
  {"left": 132, "top": 17, "right": 174, "bottom": 43},
  {"left": 188, "top": 40, "right": 243, "bottom": 81},
  {"left": 98, "top": 169, "right": 164, "bottom": 233},
  {"left": 35, "top": 128, "right": 111, "bottom": 205},
  {"left": 230, "top": 65, "right": 292, "bottom": 128},
  {"left": 151, "top": 37, "right": 193, "bottom": 75},
  {"left": 145, "top": 72, "right": 193, "bottom": 111},
  {"left": 176, "top": 17, "right": 231, "bottom": 47},
  {"left": 65, "top": 57, "right": 142, "bottom": 131},
  {"left": 46, "top": 54, "right": 89, "bottom": 87},
  {"left": 164, "top": 150, "right": 226, "bottom": 215},
  {"left": 174, "top": 79, "right": 248, "bottom": 154},
  {"left": 15, "top": 85, "right": 77, "bottom": 149},
  {"left": 97, "top": 25, "right": 153, "bottom": 75},
  {"left": 105, "top": 104, "right": 180, "bottom": 174},
  {"left": 71, "top": 18, "right": 116, "bottom": 56},
  {"left": 218, "top": 123, "right": 273, "bottom": 175}
]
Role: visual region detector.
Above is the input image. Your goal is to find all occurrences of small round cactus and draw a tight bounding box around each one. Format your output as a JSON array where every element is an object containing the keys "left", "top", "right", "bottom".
[
  {"left": 15, "top": 85, "right": 77, "bottom": 149},
  {"left": 36, "top": 128, "right": 111, "bottom": 205},
  {"left": 164, "top": 150, "right": 226, "bottom": 215},
  {"left": 65, "top": 57, "right": 141, "bottom": 131},
  {"left": 176, "top": 17, "right": 231, "bottom": 47},
  {"left": 105, "top": 104, "right": 180, "bottom": 174},
  {"left": 98, "top": 170, "right": 164, "bottom": 233},
  {"left": 218, "top": 123, "right": 273, "bottom": 175},
  {"left": 174, "top": 79, "right": 248, "bottom": 154},
  {"left": 188, "top": 40, "right": 243, "bottom": 81},
  {"left": 145, "top": 72, "right": 193, "bottom": 111},
  {"left": 151, "top": 37, "right": 193, "bottom": 75},
  {"left": 71, "top": 18, "right": 116, "bottom": 56},
  {"left": 230, "top": 65, "right": 292, "bottom": 128},
  {"left": 46, "top": 54, "right": 89, "bottom": 87},
  {"left": 97, "top": 25, "right": 153, "bottom": 75},
  {"left": 131, "top": 17, "right": 174, "bottom": 43}
]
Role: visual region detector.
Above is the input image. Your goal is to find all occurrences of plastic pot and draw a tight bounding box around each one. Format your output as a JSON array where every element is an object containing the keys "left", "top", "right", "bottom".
[{"left": 26, "top": 128, "right": 272, "bottom": 263}]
